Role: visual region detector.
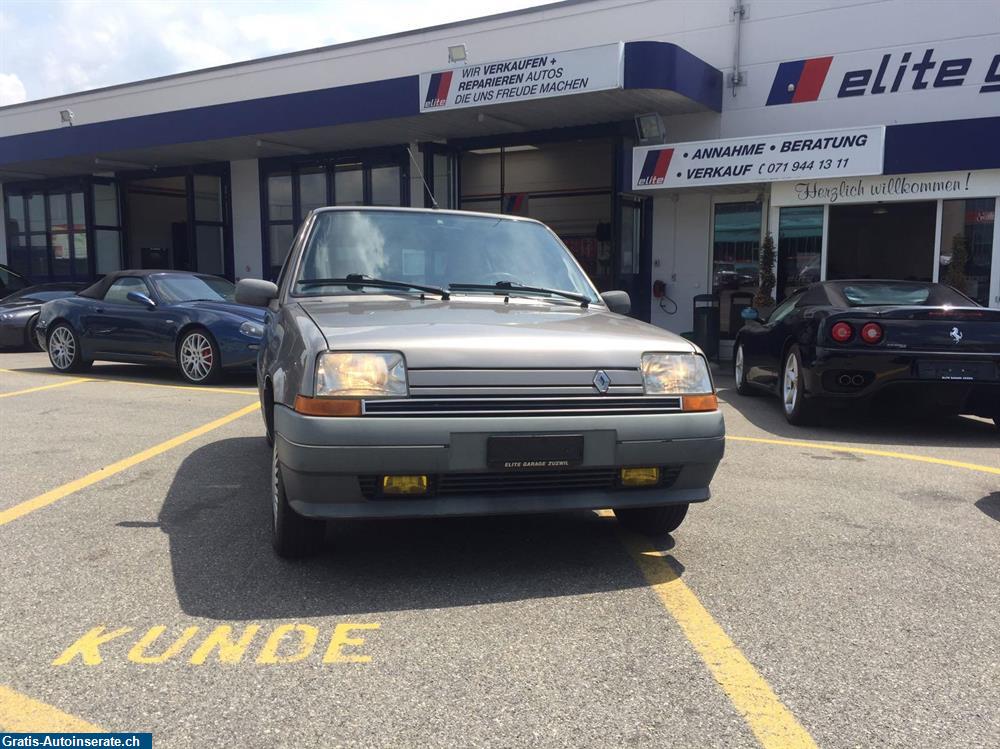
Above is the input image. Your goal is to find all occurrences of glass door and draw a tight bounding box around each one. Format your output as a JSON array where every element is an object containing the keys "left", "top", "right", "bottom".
[{"left": 615, "top": 195, "right": 652, "bottom": 322}]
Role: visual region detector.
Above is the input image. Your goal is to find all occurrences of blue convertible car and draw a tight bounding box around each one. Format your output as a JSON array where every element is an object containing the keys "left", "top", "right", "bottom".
[{"left": 35, "top": 270, "right": 265, "bottom": 384}]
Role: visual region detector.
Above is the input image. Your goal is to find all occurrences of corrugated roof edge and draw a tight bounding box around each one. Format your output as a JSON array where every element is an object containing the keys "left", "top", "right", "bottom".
[{"left": 0, "top": 0, "right": 600, "bottom": 112}]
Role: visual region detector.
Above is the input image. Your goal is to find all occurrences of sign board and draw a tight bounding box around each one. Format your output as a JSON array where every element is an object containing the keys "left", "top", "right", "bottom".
[
  {"left": 632, "top": 126, "right": 884, "bottom": 190},
  {"left": 419, "top": 44, "right": 622, "bottom": 113},
  {"left": 771, "top": 169, "right": 1000, "bottom": 206}
]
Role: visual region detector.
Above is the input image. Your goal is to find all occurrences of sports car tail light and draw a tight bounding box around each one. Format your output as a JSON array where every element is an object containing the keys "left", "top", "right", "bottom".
[
  {"left": 860, "top": 322, "right": 883, "bottom": 344},
  {"left": 830, "top": 322, "right": 854, "bottom": 343}
]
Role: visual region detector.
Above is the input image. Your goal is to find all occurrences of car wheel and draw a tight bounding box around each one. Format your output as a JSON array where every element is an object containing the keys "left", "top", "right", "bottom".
[
  {"left": 27, "top": 315, "right": 42, "bottom": 351},
  {"left": 781, "top": 345, "right": 819, "bottom": 426},
  {"left": 47, "top": 323, "right": 91, "bottom": 373},
  {"left": 613, "top": 503, "right": 689, "bottom": 535},
  {"left": 733, "top": 342, "right": 756, "bottom": 396},
  {"left": 178, "top": 328, "right": 222, "bottom": 384},
  {"left": 271, "top": 440, "right": 324, "bottom": 558}
]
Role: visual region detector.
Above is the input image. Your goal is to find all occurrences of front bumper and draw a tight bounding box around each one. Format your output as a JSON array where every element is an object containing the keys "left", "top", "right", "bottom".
[
  {"left": 274, "top": 404, "right": 725, "bottom": 519},
  {"left": 807, "top": 347, "right": 1000, "bottom": 414}
]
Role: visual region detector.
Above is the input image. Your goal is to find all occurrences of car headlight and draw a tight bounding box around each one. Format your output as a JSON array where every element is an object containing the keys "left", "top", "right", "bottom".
[
  {"left": 239, "top": 321, "right": 264, "bottom": 338},
  {"left": 0, "top": 313, "right": 11, "bottom": 321},
  {"left": 641, "top": 353, "right": 713, "bottom": 394},
  {"left": 315, "top": 351, "right": 408, "bottom": 397}
]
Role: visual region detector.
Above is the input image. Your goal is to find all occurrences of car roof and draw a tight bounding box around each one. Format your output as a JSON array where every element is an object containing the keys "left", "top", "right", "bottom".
[
  {"left": 78, "top": 270, "right": 226, "bottom": 299},
  {"left": 307, "top": 205, "right": 546, "bottom": 226}
]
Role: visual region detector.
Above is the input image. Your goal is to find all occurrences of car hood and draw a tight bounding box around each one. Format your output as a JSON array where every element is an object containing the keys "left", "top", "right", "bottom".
[
  {"left": 182, "top": 300, "right": 266, "bottom": 322},
  {"left": 297, "top": 296, "right": 695, "bottom": 368},
  {"left": 0, "top": 300, "right": 40, "bottom": 312}
]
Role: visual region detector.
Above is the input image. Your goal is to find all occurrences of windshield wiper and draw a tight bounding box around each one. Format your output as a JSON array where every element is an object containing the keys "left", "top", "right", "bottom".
[
  {"left": 449, "top": 281, "right": 589, "bottom": 308},
  {"left": 297, "top": 275, "right": 450, "bottom": 300}
]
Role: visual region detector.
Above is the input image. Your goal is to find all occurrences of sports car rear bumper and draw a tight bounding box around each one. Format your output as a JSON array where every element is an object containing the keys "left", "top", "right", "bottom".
[{"left": 806, "top": 347, "right": 1000, "bottom": 416}]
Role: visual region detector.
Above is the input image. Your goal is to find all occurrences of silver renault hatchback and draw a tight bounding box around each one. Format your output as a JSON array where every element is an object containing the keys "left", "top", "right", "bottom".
[{"left": 237, "top": 207, "right": 725, "bottom": 557}]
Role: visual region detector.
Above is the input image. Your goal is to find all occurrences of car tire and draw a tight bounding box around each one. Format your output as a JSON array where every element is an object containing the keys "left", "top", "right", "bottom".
[
  {"left": 27, "top": 315, "right": 42, "bottom": 351},
  {"left": 733, "top": 342, "right": 756, "bottom": 396},
  {"left": 781, "top": 345, "right": 819, "bottom": 426},
  {"left": 271, "top": 440, "right": 324, "bottom": 558},
  {"left": 178, "top": 328, "right": 222, "bottom": 384},
  {"left": 614, "top": 503, "right": 689, "bottom": 535},
  {"left": 46, "top": 323, "right": 91, "bottom": 373}
]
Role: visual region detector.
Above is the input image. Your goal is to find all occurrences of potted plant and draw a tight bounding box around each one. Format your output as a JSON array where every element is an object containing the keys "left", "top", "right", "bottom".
[
  {"left": 752, "top": 231, "right": 776, "bottom": 316},
  {"left": 943, "top": 233, "right": 968, "bottom": 294}
]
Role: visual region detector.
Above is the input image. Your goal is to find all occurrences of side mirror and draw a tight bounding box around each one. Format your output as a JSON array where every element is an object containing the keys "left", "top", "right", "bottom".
[
  {"left": 126, "top": 291, "right": 156, "bottom": 309},
  {"left": 601, "top": 290, "right": 631, "bottom": 315},
  {"left": 741, "top": 307, "right": 760, "bottom": 321},
  {"left": 236, "top": 278, "right": 279, "bottom": 307}
]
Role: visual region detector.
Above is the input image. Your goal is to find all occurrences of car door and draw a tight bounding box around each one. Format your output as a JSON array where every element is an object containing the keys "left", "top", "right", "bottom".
[
  {"left": 754, "top": 295, "right": 804, "bottom": 390},
  {"left": 88, "top": 276, "right": 157, "bottom": 358}
]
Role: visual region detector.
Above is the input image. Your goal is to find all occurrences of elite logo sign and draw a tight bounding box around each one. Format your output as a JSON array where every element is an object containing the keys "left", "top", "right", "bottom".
[
  {"left": 636, "top": 148, "right": 674, "bottom": 186},
  {"left": 424, "top": 71, "right": 454, "bottom": 108},
  {"left": 766, "top": 48, "right": 1000, "bottom": 106}
]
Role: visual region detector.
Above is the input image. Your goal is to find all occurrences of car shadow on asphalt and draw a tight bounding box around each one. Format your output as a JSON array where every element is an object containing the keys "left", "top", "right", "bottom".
[
  {"left": 155, "top": 436, "right": 659, "bottom": 620},
  {"left": 714, "top": 372, "right": 999, "bottom": 448},
  {"left": 13, "top": 362, "right": 257, "bottom": 388},
  {"left": 975, "top": 493, "right": 1000, "bottom": 522}
]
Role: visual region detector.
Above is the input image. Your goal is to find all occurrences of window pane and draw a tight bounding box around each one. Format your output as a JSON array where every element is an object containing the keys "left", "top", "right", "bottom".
[
  {"left": 73, "top": 234, "right": 89, "bottom": 276},
  {"left": 194, "top": 175, "right": 222, "bottom": 222},
  {"left": 268, "top": 173, "right": 293, "bottom": 221},
  {"left": 7, "top": 235, "right": 30, "bottom": 279},
  {"left": 6, "top": 194, "right": 26, "bottom": 233},
  {"left": 48, "top": 192, "right": 68, "bottom": 228},
  {"left": 95, "top": 230, "right": 122, "bottom": 274},
  {"left": 269, "top": 224, "right": 294, "bottom": 279},
  {"left": 778, "top": 206, "right": 823, "bottom": 300},
  {"left": 30, "top": 233, "right": 48, "bottom": 276},
  {"left": 195, "top": 225, "right": 224, "bottom": 276},
  {"left": 299, "top": 168, "right": 327, "bottom": 217},
  {"left": 27, "top": 194, "right": 45, "bottom": 232},
  {"left": 939, "top": 198, "right": 994, "bottom": 306},
  {"left": 104, "top": 277, "right": 149, "bottom": 304},
  {"left": 334, "top": 164, "right": 363, "bottom": 206},
  {"left": 51, "top": 232, "right": 71, "bottom": 276},
  {"left": 94, "top": 183, "right": 119, "bottom": 226},
  {"left": 370, "top": 165, "right": 401, "bottom": 206},
  {"left": 433, "top": 153, "right": 453, "bottom": 209},
  {"left": 712, "top": 201, "right": 761, "bottom": 338},
  {"left": 71, "top": 192, "right": 86, "bottom": 232}
]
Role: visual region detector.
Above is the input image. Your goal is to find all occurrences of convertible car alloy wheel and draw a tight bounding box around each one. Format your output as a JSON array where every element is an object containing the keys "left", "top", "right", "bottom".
[
  {"left": 48, "top": 325, "right": 77, "bottom": 370},
  {"left": 179, "top": 331, "right": 216, "bottom": 383}
]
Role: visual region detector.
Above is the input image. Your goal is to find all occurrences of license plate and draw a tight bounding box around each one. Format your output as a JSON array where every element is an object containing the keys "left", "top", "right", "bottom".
[
  {"left": 487, "top": 434, "right": 584, "bottom": 471},
  {"left": 917, "top": 360, "right": 995, "bottom": 381}
]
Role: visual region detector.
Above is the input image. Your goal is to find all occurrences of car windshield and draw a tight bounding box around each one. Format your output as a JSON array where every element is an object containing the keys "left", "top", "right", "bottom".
[
  {"left": 151, "top": 274, "right": 235, "bottom": 303},
  {"left": 840, "top": 282, "right": 974, "bottom": 307},
  {"left": 292, "top": 210, "right": 600, "bottom": 303}
]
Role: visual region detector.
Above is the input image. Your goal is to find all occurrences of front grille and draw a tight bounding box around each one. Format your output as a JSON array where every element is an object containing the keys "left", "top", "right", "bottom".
[
  {"left": 358, "top": 466, "right": 682, "bottom": 499},
  {"left": 362, "top": 396, "right": 683, "bottom": 417}
]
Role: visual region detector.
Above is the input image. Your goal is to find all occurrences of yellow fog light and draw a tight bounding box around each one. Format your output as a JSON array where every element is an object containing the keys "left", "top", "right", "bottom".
[
  {"left": 381, "top": 475, "right": 429, "bottom": 495},
  {"left": 620, "top": 467, "right": 660, "bottom": 487}
]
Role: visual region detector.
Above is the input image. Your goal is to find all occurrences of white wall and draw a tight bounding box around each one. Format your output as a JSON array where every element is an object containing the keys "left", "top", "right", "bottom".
[
  {"left": 230, "top": 159, "right": 262, "bottom": 280},
  {"left": 649, "top": 191, "right": 713, "bottom": 334}
]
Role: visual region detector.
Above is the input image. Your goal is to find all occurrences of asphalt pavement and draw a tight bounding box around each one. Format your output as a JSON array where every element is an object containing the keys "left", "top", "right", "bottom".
[{"left": 0, "top": 351, "right": 997, "bottom": 748}]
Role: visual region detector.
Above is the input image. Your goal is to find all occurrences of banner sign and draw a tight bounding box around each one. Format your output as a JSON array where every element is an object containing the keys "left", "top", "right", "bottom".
[
  {"left": 419, "top": 43, "right": 622, "bottom": 113},
  {"left": 632, "top": 126, "right": 884, "bottom": 190},
  {"left": 771, "top": 169, "right": 1000, "bottom": 206}
]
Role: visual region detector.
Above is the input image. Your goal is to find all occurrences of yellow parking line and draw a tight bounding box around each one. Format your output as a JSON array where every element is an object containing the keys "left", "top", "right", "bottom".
[
  {"left": 0, "top": 377, "right": 92, "bottom": 399},
  {"left": 729, "top": 435, "right": 1000, "bottom": 475},
  {"left": 0, "top": 684, "right": 103, "bottom": 731},
  {"left": 0, "top": 402, "right": 260, "bottom": 527},
  {"left": 621, "top": 531, "right": 819, "bottom": 749},
  {"left": 0, "top": 367, "right": 256, "bottom": 396}
]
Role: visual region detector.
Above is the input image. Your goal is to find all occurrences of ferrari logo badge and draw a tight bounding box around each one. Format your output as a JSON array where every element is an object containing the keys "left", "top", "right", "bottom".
[{"left": 949, "top": 326, "right": 963, "bottom": 344}]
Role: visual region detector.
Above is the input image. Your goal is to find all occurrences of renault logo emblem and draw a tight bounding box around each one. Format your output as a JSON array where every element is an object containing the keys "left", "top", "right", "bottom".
[{"left": 592, "top": 370, "right": 611, "bottom": 393}]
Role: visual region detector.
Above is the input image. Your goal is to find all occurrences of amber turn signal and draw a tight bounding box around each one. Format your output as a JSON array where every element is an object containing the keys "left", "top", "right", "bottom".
[
  {"left": 294, "top": 396, "right": 362, "bottom": 417},
  {"left": 682, "top": 393, "right": 718, "bottom": 412}
]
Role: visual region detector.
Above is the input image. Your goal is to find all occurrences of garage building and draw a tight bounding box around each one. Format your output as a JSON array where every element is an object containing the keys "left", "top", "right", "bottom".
[{"left": 1, "top": 0, "right": 998, "bottom": 354}]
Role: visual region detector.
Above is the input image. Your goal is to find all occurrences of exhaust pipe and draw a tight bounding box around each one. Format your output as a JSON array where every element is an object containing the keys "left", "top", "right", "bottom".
[
  {"left": 837, "top": 374, "right": 853, "bottom": 386},
  {"left": 851, "top": 374, "right": 865, "bottom": 386}
]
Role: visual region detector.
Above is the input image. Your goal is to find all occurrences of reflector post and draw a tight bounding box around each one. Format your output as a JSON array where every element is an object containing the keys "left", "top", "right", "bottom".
[
  {"left": 382, "top": 475, "right": 429, "bottom": 495},
  {"left": 620, "top": 467, "right": 660, "bottom": 487}
]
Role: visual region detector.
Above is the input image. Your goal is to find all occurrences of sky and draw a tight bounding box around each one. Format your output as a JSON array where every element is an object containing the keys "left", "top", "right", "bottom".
[{"left": 0, "top": 0, "right": 560, "bottom": 106}]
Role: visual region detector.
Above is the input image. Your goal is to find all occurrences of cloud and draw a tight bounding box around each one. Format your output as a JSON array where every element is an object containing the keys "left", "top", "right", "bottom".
[
  {"left": 0, "top": 72, "right": 27, "bottom": 105},
  {"left": 0, "top": 0, "right": 558, "bottom": 104}
]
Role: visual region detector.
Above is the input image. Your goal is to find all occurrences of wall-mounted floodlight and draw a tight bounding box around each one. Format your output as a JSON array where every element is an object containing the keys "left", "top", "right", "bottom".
[
  {"left": 448, "top": 44, "right": 467, "bottom": 63},
  {"left": 60, "top": 109, "right": 74, "bottom": 126},
  {"left": 634, "top": 112, "right": 667, "bottom": 146}
]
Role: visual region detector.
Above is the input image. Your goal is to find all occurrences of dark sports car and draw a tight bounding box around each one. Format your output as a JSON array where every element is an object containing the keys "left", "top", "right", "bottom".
[
  {"left": 0, "top": 263, "right": 31, "bottom": 298},
  {"left": 733, "top": 280, "right": 1000, "bottom": 427},
  {"left": 35, "top": 270, "right": 266, "bottom": 384},
  {"left": 0, "top": 283, "right": 84, "bottom": 349}
]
